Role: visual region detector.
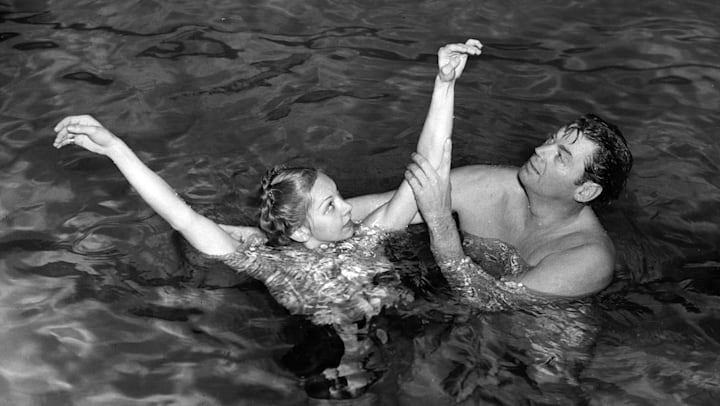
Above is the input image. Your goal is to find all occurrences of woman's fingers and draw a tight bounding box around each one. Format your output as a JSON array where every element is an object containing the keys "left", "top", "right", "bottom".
[
  {"left": 464, "top": 38, "right": 483, "bottom": 53},
  {"left": 54, "top": 116, "right": 76, "bottom": 132},
  {"left": 442, "top": 40, "right": 483, "bottom": 57},
  {"left": 438, "top": 39, "right": 482, "bottom": 80},
  {"left": 53, "top": 131, "right": 82, "bottom": 148},
  {"left": 54, "top": 116, "right": 75, "bottom": 132},
  {"left": 54, "top": 115, "right": 100, "bottom": 132},
  {"left": 53, "top": 122, "right": 99, "bottom": 149},
  {"left": 53, "top": 127, "right": 75, "bottom": 148},
  {"left": 66, "top": 123, "right": 97, "bottom": 135}
]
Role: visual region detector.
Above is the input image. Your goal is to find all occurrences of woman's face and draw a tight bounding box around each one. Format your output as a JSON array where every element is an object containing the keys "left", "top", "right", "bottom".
[{"left": 301, "top": 173, "right": 354, "bottom": 248}]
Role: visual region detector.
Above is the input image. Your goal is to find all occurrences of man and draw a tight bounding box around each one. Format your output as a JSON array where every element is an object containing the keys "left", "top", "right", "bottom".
[
  {"left": 350, "top": 114, "right": 633, "bottom": 305},
  {"left": 375, "top": 116, "right": 634, "bottom": 404}
]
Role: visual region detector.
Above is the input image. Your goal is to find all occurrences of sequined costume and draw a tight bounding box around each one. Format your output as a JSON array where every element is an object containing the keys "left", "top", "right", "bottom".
[
  {"left": 213, "top": 224, "right": 412, "bottom": 325},
  {"left": 213, "top": 224, "right": 413, "bottom": 398},
  {"left": 426, "top": 215, "right": 567, "bottom": 311}
]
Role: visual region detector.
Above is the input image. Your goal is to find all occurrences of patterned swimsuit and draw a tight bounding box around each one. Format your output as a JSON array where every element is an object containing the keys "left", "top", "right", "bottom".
[{"left": 213, "top": 224, "right": 412, "bottom": 325}]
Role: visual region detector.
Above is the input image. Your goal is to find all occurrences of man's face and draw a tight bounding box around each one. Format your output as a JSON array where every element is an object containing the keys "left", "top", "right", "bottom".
[
  {"left": 302, "top": 173, "right": 355, "bottom": 248},
  {"left": 519, "top": 126, "right": 599, "bottom": 201}
]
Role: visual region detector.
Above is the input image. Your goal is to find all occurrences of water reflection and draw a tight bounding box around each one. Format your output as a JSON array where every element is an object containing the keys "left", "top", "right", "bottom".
[{"left": 384, "top": 293, "right": 600, "bottom": 405}]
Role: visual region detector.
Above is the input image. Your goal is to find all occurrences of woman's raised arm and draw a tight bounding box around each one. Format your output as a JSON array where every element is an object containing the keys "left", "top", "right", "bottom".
[
  {"left": 53, "top": 115, "right": 239, "bottom": 255},
  {"left": 362, "top": 39, "right": 482, "bottom": 230}
]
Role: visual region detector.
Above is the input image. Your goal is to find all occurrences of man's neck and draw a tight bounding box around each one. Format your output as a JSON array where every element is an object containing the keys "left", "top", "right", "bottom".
[{"left": 524, "top": 193, "right": 588, "bottom": 231}]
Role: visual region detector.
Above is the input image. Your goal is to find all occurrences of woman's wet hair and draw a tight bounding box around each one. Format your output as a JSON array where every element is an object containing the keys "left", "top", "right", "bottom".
[
  {"left": 259, "top": 166, "right": 319, "bottom": 246},
  {"left": 571, "top": 113, "right": 633, "bottom": 208}
]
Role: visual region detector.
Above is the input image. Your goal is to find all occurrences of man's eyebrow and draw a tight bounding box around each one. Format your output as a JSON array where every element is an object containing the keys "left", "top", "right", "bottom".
[{"left": 561, "top": 127, "right": 581, "bottom": 143}]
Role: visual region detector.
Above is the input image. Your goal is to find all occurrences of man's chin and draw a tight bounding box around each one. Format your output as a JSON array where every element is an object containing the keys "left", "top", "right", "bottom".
[{"left": 518, "top": 165, "right": 531, "bottom": 183}]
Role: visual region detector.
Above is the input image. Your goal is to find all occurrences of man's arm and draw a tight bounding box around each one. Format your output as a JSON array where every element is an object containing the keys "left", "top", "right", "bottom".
[
  {"left": 407, "top": 211, "right": 596, "bottom": 309},
  {"left": 404, "top": 158, "right": 557, "bottom": 310},
  {"left": 434, "top": 255, "right": 563, "bottom": 311},
  {"left": 431, "top": 214, "right": 614, "bottom": 302},
  {"left": 406, "top": 147, "right": 592, "bottom": 310}
]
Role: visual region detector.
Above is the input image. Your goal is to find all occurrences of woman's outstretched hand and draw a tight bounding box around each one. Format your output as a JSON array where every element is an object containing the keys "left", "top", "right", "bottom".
[
  {"left": 437, "top": 38, "right": 483, "bottom": 82},
  {"left": 53, "top": 115, "right": 121, "bottom": 156}
]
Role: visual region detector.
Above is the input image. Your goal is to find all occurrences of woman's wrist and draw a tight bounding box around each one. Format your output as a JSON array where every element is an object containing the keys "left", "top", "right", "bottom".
[
  {"left": 435, "top": 74, "right": 456, "bottom": 87},
  {"left": 106, "top": 138, "right": 132, "bottom": 161}
]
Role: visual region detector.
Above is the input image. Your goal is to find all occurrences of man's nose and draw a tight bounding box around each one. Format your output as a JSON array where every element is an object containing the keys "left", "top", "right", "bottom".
[{"left": 535, "top": 144, "right": 552, "bottom": 157}]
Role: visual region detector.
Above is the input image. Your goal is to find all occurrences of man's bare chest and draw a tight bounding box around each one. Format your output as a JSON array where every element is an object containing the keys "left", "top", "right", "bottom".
[
  {"left": 456, "top": 197, "right": 582, "bottom": 266},
  {"left": 456, "top": 195, "right": 525, "bottom": 244},
  {"left": 461, "top": 221, "right": 569, "bottom": 267}
]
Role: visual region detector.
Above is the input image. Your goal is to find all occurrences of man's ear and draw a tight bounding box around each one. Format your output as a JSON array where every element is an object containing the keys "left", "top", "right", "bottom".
[
  {"left": 290, "top": 225, "right": 311, "bottom": 243},
  {"left": 574, "top": 181, "right": 602, "bottom": 203}
]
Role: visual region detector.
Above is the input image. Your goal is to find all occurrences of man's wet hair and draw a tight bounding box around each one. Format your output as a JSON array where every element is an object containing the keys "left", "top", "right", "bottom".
[{"left": 570, "top": 113, "right": 633, "bottom": 207}]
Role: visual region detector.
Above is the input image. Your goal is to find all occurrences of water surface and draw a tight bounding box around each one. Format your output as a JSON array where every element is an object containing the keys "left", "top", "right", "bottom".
[{"left": 1, "top": 0, "right": 719, "bottom": 405}]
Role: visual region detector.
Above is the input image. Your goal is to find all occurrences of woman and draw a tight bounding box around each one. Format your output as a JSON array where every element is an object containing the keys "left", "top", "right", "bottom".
[{"left": 53, "top": 39, "right": 482, "bottom": 398}]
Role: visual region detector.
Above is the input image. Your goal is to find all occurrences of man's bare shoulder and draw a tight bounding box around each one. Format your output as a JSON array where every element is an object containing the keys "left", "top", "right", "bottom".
[
  {"left": 450, "top": 164, "right": 520, "bottom": 193},
  {"left": 522, "top": 224, "right": 616, "bottom": 297},
  {"left": 562, "top": 227, "right": 615, "bottom": 268},
  {"left": 451, "top": 164, "right": 518, "bottom": 180},
  {"left": 571, "top": 209, "right": 616, "bottom": 259},
  {"left": 448, "top": 165, "right": 525, "bottom": 239},
  {"left": 540, "top": 209, "right": 615, "bottom": 268}
]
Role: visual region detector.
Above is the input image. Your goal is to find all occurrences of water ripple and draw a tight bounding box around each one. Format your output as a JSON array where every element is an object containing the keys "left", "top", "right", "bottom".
[
  {"left": 61, "top": 71, "right": 113, "bottom": 86},
  {"left": 0, "top": 31, "right": 18, "bottom": 41},
  {"left": 12, "top": 40, "right": 57, "bottom": 50},
  {"left": 137, "top": 29, "right": 239, "bottom": 60}
]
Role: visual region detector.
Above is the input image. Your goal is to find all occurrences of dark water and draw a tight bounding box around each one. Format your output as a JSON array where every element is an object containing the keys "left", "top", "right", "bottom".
[{"left": 1, "top": 0, "right": 719, "bottom": 405}]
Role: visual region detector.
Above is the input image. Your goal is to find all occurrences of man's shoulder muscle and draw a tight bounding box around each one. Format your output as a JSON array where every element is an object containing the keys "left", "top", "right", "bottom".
[
  {"left": 522, "top": 233, "right": 615, "bottom": 297},
  {"left": 449, "top": 165, "right": 522, "bottom": 238},
  {"left": 451, "top": 165, "right": 518, "bottom": 200},
  {"left": 451, "top": 164, "right": 518, "bottom": 183}
]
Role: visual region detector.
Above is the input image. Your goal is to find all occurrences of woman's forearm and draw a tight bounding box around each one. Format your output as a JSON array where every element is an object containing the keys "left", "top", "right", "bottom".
[
  {"left": 416, "top": 77, "right": 455, "bottom": 169},
  {"left": 363, "top": 78, "right": 456, "bottom": 230},
  {"left": 106, "top": 141, "right": 237, "bottom": 255},
  {"left": 107, "top": 140, "right": 196, "bottom": 231}
]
